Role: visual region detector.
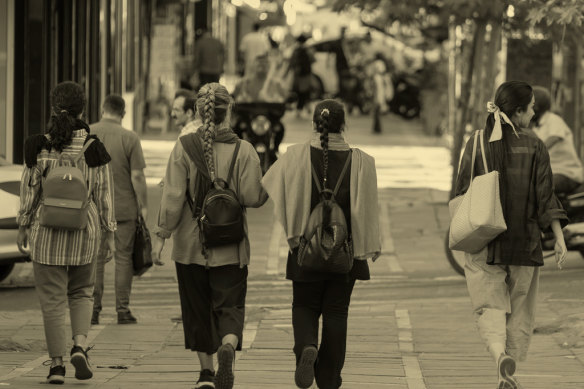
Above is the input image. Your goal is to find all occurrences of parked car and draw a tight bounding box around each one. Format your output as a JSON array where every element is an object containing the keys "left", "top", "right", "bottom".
[{"left": 0, "top": 162, "right": 29, "bottom": 282}]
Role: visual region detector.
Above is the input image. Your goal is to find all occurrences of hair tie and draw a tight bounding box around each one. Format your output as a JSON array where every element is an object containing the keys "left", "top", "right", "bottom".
[
  {"left": 486, "top": 101, "right": 519, "bottom": 142},
  {"left": 321, "top": 108, "right": 330, "bottom": 118}
]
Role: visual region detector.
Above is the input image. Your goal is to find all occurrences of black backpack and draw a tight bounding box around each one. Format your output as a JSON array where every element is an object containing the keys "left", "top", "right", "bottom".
[
  {"left": 183, "top": 139, "right": 244, "bottom": 256},
  {"left": 297, "top": 150, "right": 353, "bottom": 274}
]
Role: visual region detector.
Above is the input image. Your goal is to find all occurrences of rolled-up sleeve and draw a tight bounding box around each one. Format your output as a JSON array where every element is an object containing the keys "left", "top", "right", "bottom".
[
  {"left": 17, "top": 165, "right": 42, "bottom": 228},
  {"left": 535, "top": 141, "right": 568, "bottom": 230},
  {"left": 93, "top": 163, "right": 116, "bottom": 232},
  {"left": 154, "top": 141, "right": 189, "bottom": 238}
]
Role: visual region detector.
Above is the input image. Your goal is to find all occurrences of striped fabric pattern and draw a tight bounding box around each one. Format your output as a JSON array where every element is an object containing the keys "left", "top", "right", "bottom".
[{"left": 17, "top": 130, "right": 116, "bottom": 266}]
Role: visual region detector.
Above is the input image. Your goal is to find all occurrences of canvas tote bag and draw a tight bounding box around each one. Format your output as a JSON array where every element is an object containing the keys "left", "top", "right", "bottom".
[{"left": 449, "top": 129, "right": 507, "bottom": 253}]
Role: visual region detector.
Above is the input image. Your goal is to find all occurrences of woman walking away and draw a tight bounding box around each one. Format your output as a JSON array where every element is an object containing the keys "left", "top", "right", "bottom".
[
  {"left": 262, "top": 99, "right": 381, "bottom": 389},
  {"left": 16, "top": 81, "right": 116, "bottom": 384},
  {"left": 455, "top": 81, "right": 568, "bottom": 389},
  {"left": 151, "top": 82, "right": 268, "bottom": 389}
]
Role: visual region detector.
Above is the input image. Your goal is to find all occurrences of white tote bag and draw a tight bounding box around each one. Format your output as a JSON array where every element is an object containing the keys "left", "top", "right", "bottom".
[{"left": 449, "top": 130, "right": 507, "bottom": 253}]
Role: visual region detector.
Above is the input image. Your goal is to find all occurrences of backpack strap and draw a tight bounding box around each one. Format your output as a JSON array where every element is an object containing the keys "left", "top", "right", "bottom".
[
  {"left": 73, "top": 138, "right": 96, "bottom": 166},
  {"left": 311, "top": 164, "right": 323, "bottom": 193},
  {"left": 225, "top": 140, "right": 241, "bottom": 187},
  {"left": 333, "top": 150, "right": 352, "bottom": 197}
]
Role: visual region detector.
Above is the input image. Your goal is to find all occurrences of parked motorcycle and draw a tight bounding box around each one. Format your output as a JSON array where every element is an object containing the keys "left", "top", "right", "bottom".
[
  {"left": 339, "top": 66, "right": 374, "bottom": 115},
  {"left": 444, "top": 185, "right": 584, "bottom": 276},
  {"left": 232, "top": 102, "right": 286, "bottom": 174}
]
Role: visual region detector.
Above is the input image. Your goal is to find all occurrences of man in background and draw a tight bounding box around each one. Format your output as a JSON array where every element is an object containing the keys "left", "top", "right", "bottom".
[
  {"left": 171, "top": 89, "right": 201, "bottom": 137},
  {"left": 91, "top": 94, "right": 148, "bottom": 325},
  {"left": 193, "top": 28, "right": 225, "bottom": 90},
  {"left": 240, "top": 23, "right": 271, "bottom": 76}
]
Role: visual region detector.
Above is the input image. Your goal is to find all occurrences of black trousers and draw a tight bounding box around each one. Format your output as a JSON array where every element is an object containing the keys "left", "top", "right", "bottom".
[
  {"left": 175, "top": 262, "right": 247, "bottom": 354},
  {"left": 292, "top": 279, "right": 356, "bottom": 389}
]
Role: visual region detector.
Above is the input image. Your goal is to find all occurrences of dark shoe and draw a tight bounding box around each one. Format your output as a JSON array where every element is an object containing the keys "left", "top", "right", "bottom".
[
  {"left": 91, "top": 311, "right": 99, "bottom": 325},
  {"left": 195, "top": 368, "right": 216, "bottom": 389},
  {"left": 46, "top": 364, "right": 66, "bottom": 384},
  {"left": 295, "top": 345, "right": 317, "bottom": 389},
  {"left": 117, "top": 311, "right": 137, "bottom": 324},
  {"left": 215, "top": 343, "right": 235, "bottom": 389},
  {"left": 497, "top": 354, "right": 517, "bottom": 389},
  {"left": 70, "top": 346, "right": 93, "bottom": 380}
]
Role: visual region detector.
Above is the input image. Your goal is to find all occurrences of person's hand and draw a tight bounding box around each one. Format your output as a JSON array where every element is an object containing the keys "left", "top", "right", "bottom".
[
  {"left": 152, "top": 235, "right": 165, "bottom": 266},
  {"left": 106, "top": 231, "right": 116, "bottom": 257},
  {"left": 555, "top": 238, "right": 567, "bottom": 270},
  {"left": 17, "top": 227, "right": 30, "bottom": 255}
]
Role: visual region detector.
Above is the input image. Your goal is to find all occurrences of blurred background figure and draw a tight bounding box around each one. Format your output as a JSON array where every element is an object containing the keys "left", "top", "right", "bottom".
[
  {"left": 239, "top": 23, "right": 271, "bottom": 77},
  {"left": 233, "top": 54, "right": 287, "bottom": 103},
  {"left": 192, "top": 28, "right": 225, "bottom": 92},
  {"left": 531, "top": 86, "right": 584, "bottom": 195},
  {"left": 288, "top": 35, "right": 315, "bottom": 118}
]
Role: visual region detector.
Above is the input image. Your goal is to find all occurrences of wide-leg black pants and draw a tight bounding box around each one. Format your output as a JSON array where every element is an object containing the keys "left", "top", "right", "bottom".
[
  {"left": 292, "top": 279, "right": 356, "bottom": 389},
  {"left": 175, "top": 263, "right": 248, "bottom": 354}
]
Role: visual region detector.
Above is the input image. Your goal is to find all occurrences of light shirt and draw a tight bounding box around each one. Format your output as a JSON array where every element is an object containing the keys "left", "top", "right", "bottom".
[
  {"left": 239, "top": 32, "right": 271, "bottom": 75},
  {"left": 534, "top": 111, "right": 584, "bottom": 183},
  {"left": 179, "top": 118, "right": 203, "bottom": 137}
]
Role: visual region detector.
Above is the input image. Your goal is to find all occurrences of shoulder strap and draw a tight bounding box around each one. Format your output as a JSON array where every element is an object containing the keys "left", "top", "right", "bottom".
[
  {"left": 311, "top": 163, "right": 323, "bottom": 193},
  {"left": 333, "top": 150, "right": 352, "bottom": 196},
  {"left": 73, "top": 138, "right": 96, "bottom": 165},
  {"left": 226, "top": 140, "right": 241, "bottom": 185},
  {"left": 478, "top": 129, "right": 489, "bottom": 173},
  {"left": 180, "top": 134, "right": 199, "bottom": 166},
  {"left": 469, "top": 131, "right": 479, "bottom": 181}
]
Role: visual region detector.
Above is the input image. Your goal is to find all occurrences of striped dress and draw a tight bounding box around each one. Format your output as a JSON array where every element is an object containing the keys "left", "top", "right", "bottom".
[{"left": 17, "top": 129, "right": 116, "bottom": 266}]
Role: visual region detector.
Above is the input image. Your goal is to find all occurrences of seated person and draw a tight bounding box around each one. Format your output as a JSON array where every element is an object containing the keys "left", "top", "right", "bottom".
[
  {"left": 233, "top": 53, "right": 287, "bottom": 103},
  {"left": 532, "top": 86, "right": 584, "bottom": 194}
]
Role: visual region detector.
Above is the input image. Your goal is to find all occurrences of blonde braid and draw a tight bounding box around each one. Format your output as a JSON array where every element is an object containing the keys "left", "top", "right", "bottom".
[{"left": 201, "top": 87, "right": 217, "bottom": 180}]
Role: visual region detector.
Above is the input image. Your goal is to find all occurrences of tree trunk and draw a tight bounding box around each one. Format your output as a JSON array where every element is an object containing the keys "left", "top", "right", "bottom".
[{"left": 449, "top": 20, "right": 487, "bottom": 199}]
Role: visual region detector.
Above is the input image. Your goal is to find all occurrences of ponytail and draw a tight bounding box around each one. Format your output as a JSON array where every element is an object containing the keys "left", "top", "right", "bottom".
[
  {"left": 318, "top": 111, "right": 330, "bottom": 188},
  {"left": 48, "top": 81, "right": 86, "bottom": 152},
  {"left": 48, "top": 110, "right": 77, "bottom": 152}
]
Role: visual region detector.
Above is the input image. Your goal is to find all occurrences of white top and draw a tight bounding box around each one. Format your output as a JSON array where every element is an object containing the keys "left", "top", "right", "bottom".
[
  {"left": 534, "top": 111, "right": 584, "bottom": 183},
  {"left": 239, "top": 32, "right": 271, "bottom": 75}
]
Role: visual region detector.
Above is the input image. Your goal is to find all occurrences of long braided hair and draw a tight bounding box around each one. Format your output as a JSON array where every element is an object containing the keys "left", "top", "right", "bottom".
[
  {"left": 313, "top": 99, "right": 346, "bottom": 228},
  {"left": 47, "top": 81, "right": 86, "bottom": 152},
  {"left": 196, "top": 83, "right": 233, "bottom": 181}
]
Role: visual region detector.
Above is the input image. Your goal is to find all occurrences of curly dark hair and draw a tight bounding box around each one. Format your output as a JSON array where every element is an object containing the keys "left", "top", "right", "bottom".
[{"left": 48, "top": 81, "right": 86, "bottom": 152}]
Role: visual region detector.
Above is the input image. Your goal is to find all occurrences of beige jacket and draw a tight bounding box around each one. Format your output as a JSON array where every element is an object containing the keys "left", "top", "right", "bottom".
[
  {"left": 155, "top": 138, "right": 268, "bottom": 267},
  {"left": 262, "top": 142, "right": 381, "bottom": 261}
]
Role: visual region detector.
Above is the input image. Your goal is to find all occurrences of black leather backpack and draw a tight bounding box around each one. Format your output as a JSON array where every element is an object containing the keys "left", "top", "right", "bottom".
[{"left": 297, "top": 150, "right": 353, "bottom": 274}]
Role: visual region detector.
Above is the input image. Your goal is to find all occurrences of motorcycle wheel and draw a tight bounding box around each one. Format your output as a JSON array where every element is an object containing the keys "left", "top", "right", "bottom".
[{"left": 444, "top": 229, "right": 465, "bottom": 276}]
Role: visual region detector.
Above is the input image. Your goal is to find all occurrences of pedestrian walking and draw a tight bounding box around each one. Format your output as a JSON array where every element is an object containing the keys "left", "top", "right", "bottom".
[
  {"left": 172, "top": 89, "right": 201, "bottom": 137},
  {"left": 289, "top": 35, "right": 315, "bottom": 118},
  {"left": 90, "top": 94, "right": 148, "bottom": 325},
  {"left": 530, "top": 86, "right": 584, "bottom": 195},
  {"left": 193, "top": 28, "right": 225, "bottom": 90},
  {"left": 151, "top": 82, "right": 268, "bottom": 389},
  {"left": 239, "top": 23, "right": 271, "bottom": 77},
  {"left": 262, "top": 99, "right": 381, "bottom": 389},
  {"left": 454, "top": 81, "right": 568, "bottom": 389},
  {"left": 16, "top": 81, "right": 116, "bottom": 384}
]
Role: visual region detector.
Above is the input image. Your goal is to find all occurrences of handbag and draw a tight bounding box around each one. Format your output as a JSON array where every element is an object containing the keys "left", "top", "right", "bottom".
[
  {"left": 449, "top": 129, "right": 507, "bottom": 253},
  {"left": 132, "top": 215, "right": 153, "bottom": 276}
]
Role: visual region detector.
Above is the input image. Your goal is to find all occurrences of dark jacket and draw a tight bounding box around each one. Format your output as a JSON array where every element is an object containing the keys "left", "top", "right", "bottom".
[{"left": 455, "top": 129, "right": 568, "bottom": 266}]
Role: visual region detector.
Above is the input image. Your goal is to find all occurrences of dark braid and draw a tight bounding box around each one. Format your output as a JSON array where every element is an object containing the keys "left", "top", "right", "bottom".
[
  {"left": 47, "top": 82, "right": 86, "bottom": 152},
  {"left": 196, "top": 82, "right": 233, "bottom": 181},
  {"left": 318, "top": 110, "right": 330, "bottom": 188}
]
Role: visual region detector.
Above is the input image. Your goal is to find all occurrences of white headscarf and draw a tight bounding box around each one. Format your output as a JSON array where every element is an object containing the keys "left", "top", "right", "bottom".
[{"left": 486, "top": 101, "right": 519, "bottom": 142}]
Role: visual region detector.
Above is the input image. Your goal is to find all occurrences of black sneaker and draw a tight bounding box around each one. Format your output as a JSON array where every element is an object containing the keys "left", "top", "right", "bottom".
[
  {"left": 295, "top": 345, "right": 317, "bottom": 389},
  {"left": 195, "top": 369, "right": 216, "bottom": 388},
  {"left": 46, "top": 364, "right": 65, "bottom": 385},
  {"left": 215, "top": 344, "right": 235, "bottom": 389},
  {"left": 70, "top": 345, "right": 93, "bottom": 380},
  {"left": 117, "top": 311, "right": 137, "bottom": 324},
  {"left": 91, "top": 311, "right": 99, "bottom": 325}
]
